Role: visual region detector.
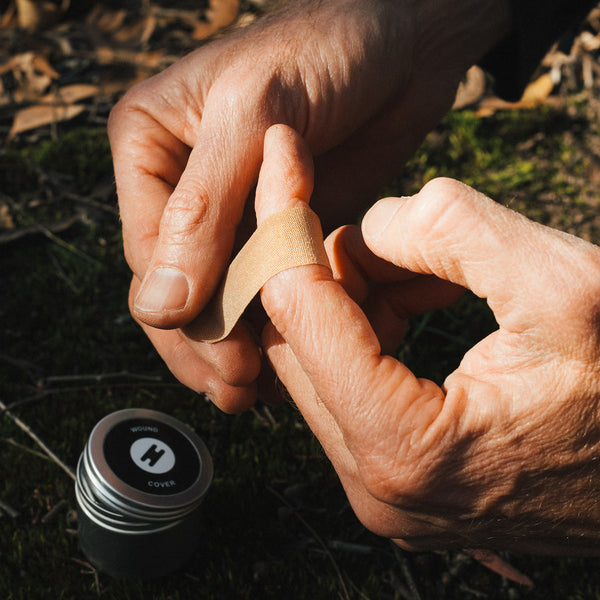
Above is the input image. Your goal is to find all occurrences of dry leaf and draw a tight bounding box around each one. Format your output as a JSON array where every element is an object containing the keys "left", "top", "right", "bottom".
[
  {"left": 1, "top": 1, "right": 18, "bottom": 28},
  {"left": 1, "top": 51, "right": 60, "bottom": 101},
  {"left": 31, "top": 53, "right": 60, "bottom": 79},
  {"left": 519, "top": 73, "right": 555, "bottom": 107},
  {"left": 465, "top": 549, "right": 534, "bottom": 588},
  {"left": 40, "top": 83, "right": 100, "bottom": 105},
  {"left": 8, "top": 103, "right": 85, "bottom": 140},
  {"left": 86, "top": 5, "right": 127, "bottom": 33},
  {"left": 0, "top": 52, "right": 59, "bottom": 79},
  {"left": 477, "top": 73, "right": 556, "bottom": 117},
  {"left": 193, "top": 0, "right": 240, "bottom": 40},
  {"left": 113, "top": 15, "right": 158, "bottom": 45},
  {"left": 95, "top": 47, "right": 165, "bottom": 69},
  {"left": 0, "top": 204, "right": 15, "bottom": 230},
  {"left": 453, "top": 66, "right": 486, "bottom": 110},
  {"left": 16, "top": 0, "right": 62, "bottom": 32}
]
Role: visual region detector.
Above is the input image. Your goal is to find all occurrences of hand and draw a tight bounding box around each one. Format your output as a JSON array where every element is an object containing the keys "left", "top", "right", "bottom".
[
  {"left": 259, "top": 130, "right": 600, "bottom": 554},
  {"left": 108, "top": 0, "right": 510, "bottom": 412}
]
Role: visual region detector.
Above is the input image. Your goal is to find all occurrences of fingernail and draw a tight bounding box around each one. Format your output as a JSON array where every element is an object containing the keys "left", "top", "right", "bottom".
[
  {"left": 362, "top": 197, "right": 409, "bottom": 241},
  {"left": 134, "top": 267, "right": 189, "bottom": 314}
]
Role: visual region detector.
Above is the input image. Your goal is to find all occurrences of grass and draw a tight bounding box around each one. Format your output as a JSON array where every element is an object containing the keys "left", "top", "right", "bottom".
[{"left": 2, "top": 100, "right": 600, "bottom": 599}]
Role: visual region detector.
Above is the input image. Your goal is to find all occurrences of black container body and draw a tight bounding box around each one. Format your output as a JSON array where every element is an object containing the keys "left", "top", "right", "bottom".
[
  {"left": 75, "top": 408, "right": 212, "bottom": 580},
  {"left": 77, "top": 498, "right": 203, "bottom": 579}
]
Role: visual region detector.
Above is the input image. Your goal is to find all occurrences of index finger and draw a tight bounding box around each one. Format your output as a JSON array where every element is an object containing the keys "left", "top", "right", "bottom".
[
  {"left": 109, "top": 66, "right": 268, "bottom": 330},
  {"left": 257, "top": 128, "right": 445, "bottom": 455}
]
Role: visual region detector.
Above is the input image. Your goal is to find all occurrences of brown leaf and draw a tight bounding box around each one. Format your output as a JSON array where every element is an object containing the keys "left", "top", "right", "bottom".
[
  {"left": 464, "top": 549, "right": 534, "bottom": 587},
  {"left": 1, "top": 52, "right": 59, "bottom": 101},
  {"left": 519, "top": 73, "right": 555, "bottom": 107},
  {"left": 40, "top": 83, "right": 100, "bottom": 104},
  {"left": 477, "top": 73, "right": 556, "bottom": 117},
  {"left": 453, "top": 66, "right": 486, "bottom": 110},
  {"left": 1, "top": 2, "right": 18, "bottom": 28},
  {"left": 15, "top": 0, "right": 62, "bottom": 32},
  {"left": 193, "top": 0, "right": 240, "bottom": 40},
  {"left": 0, "top": 52, "right": 59, "bottom": 79},
  {"left": 95, "top": 46, "right": 165, "bottom": 70},
  {"left": 86, "top": 5, "right": 127, "bottom": 33},
  {"left": 113, "top": 15, "right": 158, "bottom": 45},
  {"left": 8, "top": 103, "right": 85, "bottom": 140},
  {"left": 0, "top": 203, "right": 15, "bottom": 230},
  {"left": 31, "top": 53, "right": 60, "bottom": 79}
]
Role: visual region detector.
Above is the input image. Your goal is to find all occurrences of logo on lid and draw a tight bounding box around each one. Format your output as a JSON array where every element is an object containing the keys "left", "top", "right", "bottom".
[{"left": 130, "top": 438, "right": 176, "bottom": 474}]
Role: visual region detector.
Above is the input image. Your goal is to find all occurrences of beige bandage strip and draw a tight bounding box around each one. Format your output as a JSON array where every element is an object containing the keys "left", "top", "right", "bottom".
[{"left": 193, "top": 205, "right": 330, "bottom": 343}]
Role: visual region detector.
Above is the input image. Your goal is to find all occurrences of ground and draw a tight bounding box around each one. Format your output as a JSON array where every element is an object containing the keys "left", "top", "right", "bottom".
[{"left": 2, "top": 2, "right": 600, "bottom": 599}]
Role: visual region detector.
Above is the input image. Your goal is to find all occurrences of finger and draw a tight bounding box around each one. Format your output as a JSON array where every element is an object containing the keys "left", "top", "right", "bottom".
[
  {"left": 129, "top": 278, "right": 258, "bottom": 413},
  {"left": 138, "top": 324, "right": 258, "bottom": 413},
  {"left": 361, "top": 276, "right": 464, "bottom": 355},
  {"left": 257, "top": 130, "right": 444, "bottom": 457},
  {"left": 324, "top": 225, "right": 464, "bottom": 353},
  {"left": 263, "top": 322, "right": 408, "bottom": 538},
  {"left": 109, "top": 101, "right": 192, "bottom": 280},
  {"left": 254, "top": 124, "right": 315, "bottom": 222},
  {"left": 325, "top": 225, "right": 417, "bottom": 304},
  {"left": 254, "top": 123, "right": 360, "bottom": 468},
  {"left": 115, "top": 58, "right": 277, "bottom": 330},
  {"left": 265, "top": 322, "right": 461, "bottom": 542},
  {"left": 361, "top": 177, "right": 600, "bottom": 332},
  {"left": 130, "top": 120, "right": 266, "bottom": 329},
  {"left": 255, "top": 126, "right": 465, "bottom": 543}
]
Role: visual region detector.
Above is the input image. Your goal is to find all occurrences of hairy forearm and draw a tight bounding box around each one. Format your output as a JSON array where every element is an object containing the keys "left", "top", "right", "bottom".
[{"left": 410, "top": 0, "right": 512, "bottom": 73}]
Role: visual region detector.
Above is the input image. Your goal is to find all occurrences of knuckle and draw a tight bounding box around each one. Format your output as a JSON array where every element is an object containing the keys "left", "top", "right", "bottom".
[
  {"left": 416, "top": 177, "right": 480, "bottom": 233},
  {"left": 160, "top": 186, "right": 212, "bottom": 240},
  {"left": 262, "top": 276, "right": 301, "bottom": 336},
  {"left": 356, "top": 454, "right": 425, "bottom": 507},
  {"left": 107, "top": 85, "right": 145, "bottom": 134}
]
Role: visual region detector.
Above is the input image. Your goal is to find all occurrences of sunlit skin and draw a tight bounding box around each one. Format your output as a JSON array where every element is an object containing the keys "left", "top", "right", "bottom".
[
  {"left": 107, "top": 0, "right": 600, "bottom": 551},
  {"left": 108, "top": 0, "right": 510, "bottom": 412},
  {"left": 259, "top": 124, "right": 600, "bottom": 555}
]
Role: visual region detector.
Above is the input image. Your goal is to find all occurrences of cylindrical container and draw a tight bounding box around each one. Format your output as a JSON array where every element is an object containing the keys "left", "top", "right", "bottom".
[{"left": 75, "top": 408, "right": 213, "bottom": 579}]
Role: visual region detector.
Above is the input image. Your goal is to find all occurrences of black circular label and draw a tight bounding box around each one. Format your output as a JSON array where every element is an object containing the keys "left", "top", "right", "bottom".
[{"left": 103, "top": 418, "right": 200, "bottom": 495}]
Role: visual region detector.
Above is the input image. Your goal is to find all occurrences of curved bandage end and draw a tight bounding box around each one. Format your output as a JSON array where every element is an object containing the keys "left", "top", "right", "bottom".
[{"left": 192, "top": 205, "right": 330, "bottom": 343}]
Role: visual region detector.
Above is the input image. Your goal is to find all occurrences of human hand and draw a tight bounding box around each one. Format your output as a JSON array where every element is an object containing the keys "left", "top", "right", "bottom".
[
  {"left": 108, "top": 0, "right": 510, "bottom": 412},
  {"left": 259, "top": 136, "right": 600, "bottom": 554}
]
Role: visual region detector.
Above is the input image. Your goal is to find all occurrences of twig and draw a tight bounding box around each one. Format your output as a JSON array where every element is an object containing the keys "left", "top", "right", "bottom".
[
  {"left": 40, "top": 223, "right": 101, "bottom": 265},
  {"left": 41, "top": 371, "right": 163, "bottom": 385},
  {"left": 0, "top": 353, "right": 44, "bottom": 381},
  {"left": 261, "top": 404, "right": 278, "bottom": 428},
  {"left": 0, "top": 398, "right": 75, "bottom": 481},
  {"left": 4, "top": 382, "right": 180, "bottom": 415},
  {"left": 3, "top": 392, "right": 51, "bottom": 413},
  {"left": 2, "top": 372, "right": 167, "bottom": 413},
  {"left": 328, "top": 540, "right": 373, "bottom": 556},
  {"left": 71, "top": 558, "right": 102, "bottom": 595},
  {"left": 0, "top": 498, "right": 20, "bottom": 519},
  {"left": 41, "top": 499, "right": 68, "bottom": 524},
  {"left": 1, "top": 436, "right": 51, "bottom": 461},
  {"left": 267, "top": 485, "right": 351, "bottom": 600},
  {"left": 393, "top": 544, "right": 423, "bottom": 600},
  {"left": 63, "top": 191, "right": 118, "bottom": 215},
  {"left": 0, "top": 214, "right": 83, "bottom": 245}
]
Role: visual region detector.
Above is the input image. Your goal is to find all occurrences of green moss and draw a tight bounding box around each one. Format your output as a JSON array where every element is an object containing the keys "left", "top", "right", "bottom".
[{"left": 25, "top": 128, "right": 113, "bottom": 194}]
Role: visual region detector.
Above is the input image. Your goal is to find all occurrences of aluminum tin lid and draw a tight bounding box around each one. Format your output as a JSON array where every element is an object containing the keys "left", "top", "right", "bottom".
[{"left": 86, "top": 408, "right": 213, "bottom": 512}]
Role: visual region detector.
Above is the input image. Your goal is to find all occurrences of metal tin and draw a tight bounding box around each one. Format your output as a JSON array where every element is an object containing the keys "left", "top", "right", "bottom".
[{"left": 75, "top": 408, "right": 213, "bottom": 579}]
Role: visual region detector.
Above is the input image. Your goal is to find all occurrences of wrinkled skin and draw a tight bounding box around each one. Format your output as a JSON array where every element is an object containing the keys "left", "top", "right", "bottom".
[
  {"left": 108, "top": 0, "right": 510, "bottom": 411},
  {"left": 259, "top": 124, "right": 600, "bottom": 556}
]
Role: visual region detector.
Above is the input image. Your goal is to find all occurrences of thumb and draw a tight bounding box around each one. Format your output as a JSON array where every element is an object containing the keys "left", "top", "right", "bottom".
[
  {"left": 361, "top": 177, "right": 584, "bottom": 329},
  {"left": 132, "top": 119, "right": 265, "bottom": 330}
]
